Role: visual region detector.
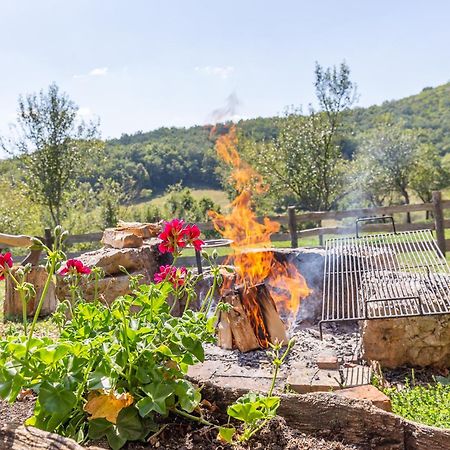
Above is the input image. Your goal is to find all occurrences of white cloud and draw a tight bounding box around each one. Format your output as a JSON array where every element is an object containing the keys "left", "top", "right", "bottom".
[
  {"left": 73, "top": 67, "right": 109, "bottom": 79},
  {"left": 195, "top": 65, "right": 234, "bottom": 79},
  {"left": 89, "top": 67, "right": 108, "bottom": 76}
]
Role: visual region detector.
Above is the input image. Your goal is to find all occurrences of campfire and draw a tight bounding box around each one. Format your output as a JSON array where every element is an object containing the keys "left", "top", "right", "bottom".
[{"left": 210, "top": 126, "right": 311, "bottom": 352}]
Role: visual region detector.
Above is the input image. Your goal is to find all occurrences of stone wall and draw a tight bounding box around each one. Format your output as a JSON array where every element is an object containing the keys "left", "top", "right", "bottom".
[{"left": 361, "top": 314, "right": 450, "bottom": 368}]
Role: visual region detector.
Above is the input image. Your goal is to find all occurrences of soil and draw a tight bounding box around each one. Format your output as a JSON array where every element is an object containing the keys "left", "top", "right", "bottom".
[{"left": 1, "top": 397, "right": 357, "bottom": 450}]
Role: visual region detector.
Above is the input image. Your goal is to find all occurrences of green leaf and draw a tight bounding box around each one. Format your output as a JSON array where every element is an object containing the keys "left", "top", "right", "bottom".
[
  {"left": 174, "top": 379, "right": 201, "bottom": 413},
  {"left": 137, "top": 382, "right": 174, "bottom": 416},
  {"left": 88, "top": 418, "right": 113, "bottom": 440},
  {"left": 115, "top": 406, "right": 144, "bottom": 441},
  {"left": 182, "top": 336, "right": 204, "bottom": 362},
  {"left": 88, "top": 367, "right": 113, "bottom": 390},
  {"left": 218, "top": 426, "right": 235, "bottom": 443},
  {"left": 38, "top": 382, "right": 77, "bottom": 416}
]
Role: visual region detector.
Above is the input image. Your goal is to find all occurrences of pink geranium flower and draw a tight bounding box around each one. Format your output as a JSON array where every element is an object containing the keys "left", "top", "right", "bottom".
[
  {"left": 59, "top": 259, "right": 91, "bottom": 276},
  {"left": 158, "top": 219, "right": 187, "bottom": 255},
  {"left": 0, "top": 252, "right": 13, "bottom": 280},
  {"left": 154, "top": 265, "right": 187, "bottom": 288},
  {"left": 183, "top": 224, "right": 204, "bottom": 252},
  {"left": 158, "top": 219, "right": 204, "bottom": 255}
]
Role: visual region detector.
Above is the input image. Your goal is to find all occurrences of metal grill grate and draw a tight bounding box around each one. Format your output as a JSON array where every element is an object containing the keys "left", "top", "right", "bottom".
[{"left": 320, "top": 228, "right": 450, "bottom": 337}]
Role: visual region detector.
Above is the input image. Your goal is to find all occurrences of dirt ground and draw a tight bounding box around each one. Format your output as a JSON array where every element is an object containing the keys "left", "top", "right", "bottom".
[{"left": 0, "top": 396, "right": 358, "bottom": 450}]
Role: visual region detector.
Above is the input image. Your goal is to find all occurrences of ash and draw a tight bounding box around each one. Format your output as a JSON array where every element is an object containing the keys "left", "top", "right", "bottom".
[{"left": 204, "top": 322, "right": 361, "bottom": 372}]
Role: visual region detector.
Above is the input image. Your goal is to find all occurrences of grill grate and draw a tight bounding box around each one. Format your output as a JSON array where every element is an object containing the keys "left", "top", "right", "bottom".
[{"left": 320, "top": 229, "right": 450, "bottom": 337}]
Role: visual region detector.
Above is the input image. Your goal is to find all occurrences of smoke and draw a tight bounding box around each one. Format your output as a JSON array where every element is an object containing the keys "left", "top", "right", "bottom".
[{"left": 209, "top": 92, "right": 241, "bottom": 124}]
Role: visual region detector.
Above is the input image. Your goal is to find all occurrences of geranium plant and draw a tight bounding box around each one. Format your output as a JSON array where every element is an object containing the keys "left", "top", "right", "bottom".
[{"left": 0, "top": 221, "right": 224, "bottom": 449}]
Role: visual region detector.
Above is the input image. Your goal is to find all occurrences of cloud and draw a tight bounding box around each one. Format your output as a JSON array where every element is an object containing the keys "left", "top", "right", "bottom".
[
  {"left": 73, "top": 67, "right": 109, "bottom": 79},
  {"left": 89, "top": 67, "right": 108, "bottom": 76},
  {"left": 195, "top": 65, "right": 234, "bottom": 79}
]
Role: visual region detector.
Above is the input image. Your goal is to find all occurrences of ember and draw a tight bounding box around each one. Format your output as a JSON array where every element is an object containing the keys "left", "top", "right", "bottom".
[{"left": 209, "top": 126, "right": 311, "bottom": 350}]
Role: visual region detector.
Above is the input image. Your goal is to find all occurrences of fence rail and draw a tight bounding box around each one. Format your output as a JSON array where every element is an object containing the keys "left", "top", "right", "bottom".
[{"left": 5, "top": 192, "right": 450, "bottom": 261}]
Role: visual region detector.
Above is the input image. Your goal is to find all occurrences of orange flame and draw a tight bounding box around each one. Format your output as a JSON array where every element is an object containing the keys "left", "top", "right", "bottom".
[{"left": 209, "top": 125, "right": 311, "bottom": 331}]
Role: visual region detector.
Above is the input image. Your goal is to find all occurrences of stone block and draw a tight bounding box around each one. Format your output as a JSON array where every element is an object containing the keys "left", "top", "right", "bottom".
[
  {"left": 102, "top": 229, "right": 143, "bottom": 249},
  {"left": 361, "top": 315, "right": 450, "bottom": 368},
  {"left": 316, "top": 352, "right": 339, "bottom": 370},
  {"left": 287, "top": 366, "right": 341, "bottom": 394},
  {"left": 336, "top": 385, "right": 392, "bottom": 412}
]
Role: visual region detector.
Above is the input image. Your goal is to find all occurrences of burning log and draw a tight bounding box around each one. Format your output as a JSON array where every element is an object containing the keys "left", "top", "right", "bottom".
[{"left": 218, "top": 284, "right": 287, "bottom": 352}]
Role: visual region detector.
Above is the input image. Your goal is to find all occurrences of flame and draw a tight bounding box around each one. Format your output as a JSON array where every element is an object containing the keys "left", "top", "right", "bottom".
[{"left": 209, "top": 125, "right": 311, "bottom": 338}]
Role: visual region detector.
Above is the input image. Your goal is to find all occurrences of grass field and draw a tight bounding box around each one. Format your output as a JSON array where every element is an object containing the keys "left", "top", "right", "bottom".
[{"left": 141, "top": 189, "right": 230, "bottom": 211}]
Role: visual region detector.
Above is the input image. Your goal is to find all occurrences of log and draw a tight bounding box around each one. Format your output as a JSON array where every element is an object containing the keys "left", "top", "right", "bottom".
[
  {"left": 252, "top": 284, "right": 287, "bottom": 346},
  {"left": 217, "top": 310, "right": 233, "bottom": 350},
  {"left": 0, "top": 424, "right": 102, "bottom": 449},
  {"left": 4, "top": 266, "right": 57, "bottom": 319},
  {"left": 223, "top": 293, "right": 259, "bottom": 352},
  {"left": 201, "top": 381, "right": 450, "bottom": 450},
  {"left": 101, "top": 229, "right": 143, "bottom": 249}
]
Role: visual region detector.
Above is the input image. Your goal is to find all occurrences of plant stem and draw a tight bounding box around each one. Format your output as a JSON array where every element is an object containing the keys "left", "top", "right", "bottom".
[
  {"left": 172, "top": 407, "right": 214, "bottom": 427},
  {"left": 20, "top": 290, "right": 28, "bottom": 334},
  {"left": 25, "top": 259, "right": 56, "bottom": 356}
]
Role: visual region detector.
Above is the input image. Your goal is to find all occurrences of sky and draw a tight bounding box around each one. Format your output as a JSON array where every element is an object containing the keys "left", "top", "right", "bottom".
[{"left": 1, "top": 0, "right": 450, "bottom": 140}]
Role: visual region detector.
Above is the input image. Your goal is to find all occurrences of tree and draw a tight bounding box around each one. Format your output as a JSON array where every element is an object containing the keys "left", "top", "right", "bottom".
[
  {"left": 2, "top": 83, "right": 102, "bottom": 226},
  {"left": 245, "top": 61, "right": 357, "bottom": 211},
  {"left": 410, "top": 144, "right": 449, "bottom": 204},
  {"left": 352, "top": 122, "right": 421, "bottom": 221}
]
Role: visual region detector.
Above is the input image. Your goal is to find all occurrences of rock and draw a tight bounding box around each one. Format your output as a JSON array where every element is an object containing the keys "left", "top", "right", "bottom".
[
  {"left": 76, "top": 239, "right": 167, "bottom": 276},
  {"left": 316, "top": 352, "right": 339, "bottom": 370},
  {"left": 4, "top": 266, "right": 57, "bottom": 318},
  {"left": 287, "top": 365, "right": 342, "bottom": 394},
  {"left": 116, "top": 220, "right": 162, "bottom": 239},
  {"left": 101, "top": 229, "right": 143, "bottom": 249},
  {"left": 336, "top": 385, "right": 392, "bottom": 412},
  {"left": 361, "top": 315, "right": 450, "bottom": 368}
]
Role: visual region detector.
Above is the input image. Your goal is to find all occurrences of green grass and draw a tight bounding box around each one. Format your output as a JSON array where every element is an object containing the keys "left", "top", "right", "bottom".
[
  {"left": 384, "top": 379, "right": 450, "bottom": 429},
  {"left": 145, "top": 189, "right": 230, "bottom": 211}
]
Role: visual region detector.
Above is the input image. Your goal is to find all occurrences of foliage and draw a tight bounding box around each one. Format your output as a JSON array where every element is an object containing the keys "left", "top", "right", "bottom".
[
  {"left": 351, "top": 122, "right": 434, "bottom": 212},
  {"left": 0, "top": 224, "right": 226, "bottom": 449},
  {"left": 97, "top": 177, "right": 124, "bottom": 229},
  {"left": 243, "top": 62, "right": 356, "bottom": 211},
  {"left": 2, "top": 84, "right": 103, "bottom": 227},
  {"left": 384, "top": 378, "right": 450, "bottom": 429},
  {"left": 220, "top": 339, "right": 294, "bottom": 443}
]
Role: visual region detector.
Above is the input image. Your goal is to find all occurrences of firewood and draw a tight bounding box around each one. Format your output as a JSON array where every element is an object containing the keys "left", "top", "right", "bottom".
[
  {"left": 224, "top": 293, "right": 259, "bottom": 352},
  {"left": 101, "top": 229, "right": 143, "bottom": 249},
  {"left": 217, "top": 310, "right": 233, "bottom": 349},
  {"left": 255, "top": 284, "right": 288, "bottom": 346},
  {"left": 4, "top": 266, "right": 57, "bottom": 319}
]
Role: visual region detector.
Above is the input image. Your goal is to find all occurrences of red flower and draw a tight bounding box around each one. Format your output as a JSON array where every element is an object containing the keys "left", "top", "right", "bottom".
[
  {"left": 154, "top": 265, "right": 187, "bottom": 288},
  {"left": 183, "top": 224, "right": 204, "bottom": 252},
  {"left": 59, "top": 259, "right": 91, "bottom": 276},
  {"left": 0, "top": 252, "right": 13, "bottom": 281},
  {"left": 158, "top": 219, "right": 187, "bottom": 254}
]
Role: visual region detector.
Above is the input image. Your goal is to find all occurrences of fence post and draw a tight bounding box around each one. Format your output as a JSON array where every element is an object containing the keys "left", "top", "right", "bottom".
[
  {"left": 44, "top": 228, "right": 53, "bottom": 250},
  {"left": 432, "top": 191, "right": 446, "bottom": 256},
  {"left": 318, "top": 220, "right": 324, "bottom": 246},
  {"left": 288, "top": 206, "right": 298, "bottom": 248}
]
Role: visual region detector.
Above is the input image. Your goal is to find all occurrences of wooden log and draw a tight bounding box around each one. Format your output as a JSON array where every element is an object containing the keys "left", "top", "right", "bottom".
[
  {"left": 101, "top": 229, "right": 143, "bottom": 249},
  {"left": 0, "top": 424, "right": 103, "bottom": 449},
  {"left": 4, "top": 266, "right": 57, "bottom": 319},
  {"left": 216, "top": 310, "right": 233, "bottom": 350},
  {"left": 201, "top": 381, "right": 450, "bottom": 450},
  {"left": 223, "top": 293, "right": 259, "bottom": 352},
  {"left": 253, "top": 284, "right": 287, "bottom": 346}
]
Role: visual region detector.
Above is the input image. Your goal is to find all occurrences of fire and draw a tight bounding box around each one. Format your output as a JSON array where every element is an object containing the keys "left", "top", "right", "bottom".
[{"left": 209, "top": 125, "right": 311, "bottom": 339}]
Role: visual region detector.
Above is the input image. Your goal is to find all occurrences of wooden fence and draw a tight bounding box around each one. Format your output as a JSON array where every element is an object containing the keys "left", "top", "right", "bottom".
[{"left": 16, "top": 190, "right": 450, "bottom": 264}]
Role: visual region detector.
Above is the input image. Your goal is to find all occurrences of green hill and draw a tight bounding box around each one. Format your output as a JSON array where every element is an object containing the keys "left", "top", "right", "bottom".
[{"left": 95, "top": 81, "right": 450, "bottom": 195}]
